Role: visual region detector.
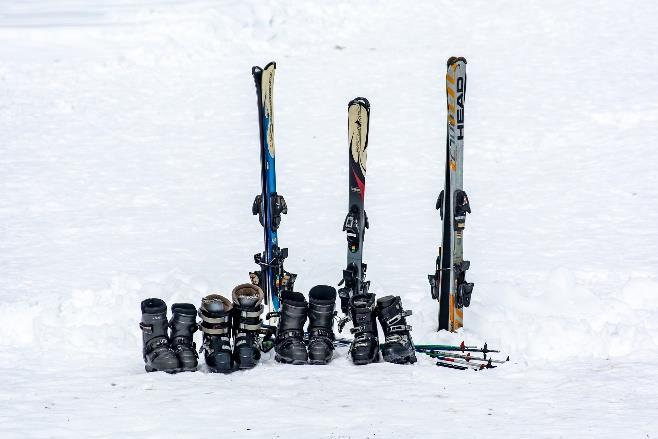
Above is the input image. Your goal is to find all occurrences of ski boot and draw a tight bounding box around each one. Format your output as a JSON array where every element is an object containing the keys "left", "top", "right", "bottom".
[
  {"left": 169, "top": 303, "right": 199, "bottom": 372},
  {"left": 198, "top": 294, "right": 234, "bottom": 373},
  {"left": 275, "top": 291, "right": 309, "bottom": 364},
  {"left": 349, "top": 293, "right": 380, "bottom": 365},
  {"left": 307, "top": 285, "right": 336, "bottom": 365},
  {"left": 139, "top": 298, "right": 179, "bottom": 373},
  {"left": 231, "top": 284, "right": 264, "bottom": 369},
  {"left": 376, "top": 295, "right": 417, "bottom": 364}
]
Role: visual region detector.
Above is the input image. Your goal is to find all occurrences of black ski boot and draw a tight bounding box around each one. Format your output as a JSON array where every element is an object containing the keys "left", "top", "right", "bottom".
[
  {"left": 275, "top": 291, "right": 309, "bottom": 364},
  {"left": 231, "top": 284, "right": 264, "bottom": 369},
  {"left": 349, "top": 293, "right": 380, "bottom": 365},
  {"left": 307, "top": 285, "right": 336, "bottom": 365},
  {"left": 198, "top": 294, "right": 234, "bottom": 373},
  {"left": 169, "top": 303, "right": 199, "bottom": 372},
  {"left": 139, "top": 298, "right": 179, "bottom": 373},
  {"left": 376, "top": 295, "right": 417, "bottom": 364}
]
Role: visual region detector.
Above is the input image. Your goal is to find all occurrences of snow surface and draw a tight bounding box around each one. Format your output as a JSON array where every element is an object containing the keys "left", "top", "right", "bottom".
[{"left": 2, "top": 0, "right": 658, "bottom": 437}]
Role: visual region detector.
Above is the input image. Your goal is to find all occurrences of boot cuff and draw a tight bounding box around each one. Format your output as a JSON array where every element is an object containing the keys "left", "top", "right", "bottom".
[
  {"left": 141, "top": 298, "right": 166, "bottom": 314},
  {"left": 281, "top": 290, "right": 307, "bottom": 305},
  {"left": 309, "top": 285, "right": 337, "bottom": 302},
  {"left": 232, "top": 283, "right": 264, "bottom": 304},
  {"left": 200, "top": 294, "right": 233, "bottom": 313},
  {"left": 171, "top": 303, "right": 197, "bottom": 315}
]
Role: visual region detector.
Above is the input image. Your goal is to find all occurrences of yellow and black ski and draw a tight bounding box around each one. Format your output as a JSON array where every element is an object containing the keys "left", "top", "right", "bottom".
[{"left": 429, "top": 57, "right": 473, "bottom": 332}]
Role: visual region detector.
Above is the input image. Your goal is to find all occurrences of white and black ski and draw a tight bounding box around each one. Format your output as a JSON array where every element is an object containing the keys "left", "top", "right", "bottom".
[
  {"left": 428, "top": 57, "right": 474, "bottom": 332},
  {"left": 338, "top": 97, "right": 370, "bottom": 314}
]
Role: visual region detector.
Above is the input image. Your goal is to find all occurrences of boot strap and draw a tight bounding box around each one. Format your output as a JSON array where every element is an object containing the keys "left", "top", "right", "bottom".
[
  {"left": 172, "top": 335, "right": 194, "bottom": 347},
  {"left": 350, "top": 324, "right": 376, "bottom": 335},
  {"left": 200, "top": 325, "right": 230, "bottom": 335},
  {"left": 387, "top": 324, "right": 412, "bottom": 333},
  {"left": 199, "top": 313, "right": 230, "bottom": 324},
  {"left": 308, "top": 328, "right": 334, "bottom": 345},
  {"left": 173, "top": 340, "right": 198, "bottom": 357},
  {"left": 278, "top": 329, "right": 304, "bottom": 340},
  {"left": 238, "top": 321, "right": 262, "bottom": 331},
  {"left": 383, "top": 310, "right": 412, "bottom": 326},
  {"left": 309, "top": 327, "right": 334, "bottom": 339},
  {"left": 233, "top": 303, "right": 263, "bottom": 316},
  {"left": 353, "top": 333, "right": 378, "bottom": 344},
  {"left": 239, "top": 305, "right": 263, "bottom": 318},
  {"left": 200, "top": 336, "right": 230, "bottom": 355},
  {"left": 144, "top": 336, "right": 170, "bottom": 356}
]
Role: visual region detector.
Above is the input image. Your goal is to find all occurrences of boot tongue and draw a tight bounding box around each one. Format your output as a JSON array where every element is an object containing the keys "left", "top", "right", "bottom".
[
  {"left": 206, "top": 300, "right": 225, "bottom": 313},
  {"left": 237, "top": 296, "right": 258, "bottom": 307}
]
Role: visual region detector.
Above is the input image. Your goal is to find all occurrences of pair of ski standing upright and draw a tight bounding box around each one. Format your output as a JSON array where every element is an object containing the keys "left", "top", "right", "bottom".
[{"left": 250, "top": 57, "right": 474, "bottom": 343}]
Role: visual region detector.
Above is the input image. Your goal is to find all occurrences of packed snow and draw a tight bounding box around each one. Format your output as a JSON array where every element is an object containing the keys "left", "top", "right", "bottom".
[{"left": 1, "top": 0, "right": 657, "bottom": 437}]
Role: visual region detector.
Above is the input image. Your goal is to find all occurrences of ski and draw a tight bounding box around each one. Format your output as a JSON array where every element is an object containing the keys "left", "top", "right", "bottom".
[
  {"left": 429, "top": 56, "right": 474, "bottom": 332},
  {"left": 422, "top": 351, "right": 509, "bottom": 364},
  {"left": 250, "top": 61, "right": 296, "bottom": 315},
  {"left": 415, "top": 342, "right": 500, "bottom": 354},
  {"left": 435, "top": 358, "right": 494, "bottom": 370},
  {"left": 337, "top": 97, "right": 370, "bottom": 315},
  {"left": 416, "top": 342, "right": 476, "bottom": 351},
  {"left": 434, "top": 361, "right": 469, "bottom": 371}
]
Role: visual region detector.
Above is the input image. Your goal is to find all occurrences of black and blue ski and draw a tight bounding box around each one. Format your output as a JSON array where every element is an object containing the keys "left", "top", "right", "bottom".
[{"left": 250, "top": 61, "right": 296, "bottom": 314}]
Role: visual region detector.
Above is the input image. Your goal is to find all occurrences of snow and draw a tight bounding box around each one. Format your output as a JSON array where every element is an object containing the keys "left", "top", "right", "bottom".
[{"left": 1, "top": 0, "right": 658, "bottom": 437}]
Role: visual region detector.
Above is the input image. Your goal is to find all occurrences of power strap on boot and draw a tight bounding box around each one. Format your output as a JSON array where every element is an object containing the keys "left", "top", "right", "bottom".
[
  {"left": 198, "top": 294, "right": 233, "bottom": 373},
  {"left": 376, "top": 295, "right": 417, "bottom": 364}
]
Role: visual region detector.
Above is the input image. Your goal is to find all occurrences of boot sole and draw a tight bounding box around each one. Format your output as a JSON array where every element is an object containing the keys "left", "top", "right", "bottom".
[
  {"left": 207, "top": 357, "right": 234, "bottom": 373},
  {"left": 352, "top": 352, "right": 380, "bottom": 366},
  {"left": 208, "top": 367, "right": 234, "bottom": 374},
  {"left": 308, "top": 359, "right": 330, "bottom": 365},
  {"left": 383, "top": 352, "right": 417, "bottom": 365},
  {"left": 275, "top": 354, "right": 307, "bottom": 365},
  {"left": 145, "top": 365, "right": 180, "bottom": 374},
  {"left": 235, "top": 354, "right": 258, "bottom": 370}
]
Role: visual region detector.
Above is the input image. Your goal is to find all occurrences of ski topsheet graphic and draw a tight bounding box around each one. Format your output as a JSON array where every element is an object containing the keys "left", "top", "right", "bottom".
[
  {"left": 429, "top": 57, "right": 473, "bottom": 332},
  {"left": 338, "top": 97, "right": 370, "bottom": 314},
  {"left": 250, "top": 61, "right": 296, "bottom": 314}
]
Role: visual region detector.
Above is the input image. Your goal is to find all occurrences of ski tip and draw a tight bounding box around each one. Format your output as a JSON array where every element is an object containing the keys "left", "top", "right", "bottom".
[
  {"left": 348, "top": 96, "right": 370, "bottom": 110},
  {"left": 447, "top": 56, "right": 467, "bottom": 66},
  {"left": 264, "top": 61, "right": 277, "bottom": 71},
  {"left": 251, "top": 65, "right": 263, "bottom": 77}
]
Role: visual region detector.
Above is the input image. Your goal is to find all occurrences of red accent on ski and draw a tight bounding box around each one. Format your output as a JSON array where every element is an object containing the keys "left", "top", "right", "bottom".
[{"left": 352, "top": 168, "right": 366, "bottom": 201}]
